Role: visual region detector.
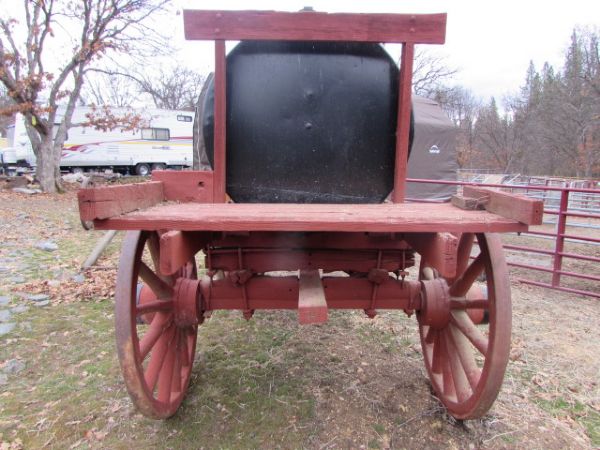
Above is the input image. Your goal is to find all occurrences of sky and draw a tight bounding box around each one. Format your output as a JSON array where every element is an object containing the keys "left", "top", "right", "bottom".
[{"left": 174, "top": 0, "right": 600, "bottom": 102}]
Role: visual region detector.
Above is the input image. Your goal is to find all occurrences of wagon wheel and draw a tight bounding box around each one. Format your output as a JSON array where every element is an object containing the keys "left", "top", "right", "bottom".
[
  {"left": 115, "top": 230, "right": 201, "bottom": 419},
  {"left": 417, "top": 233, "right": 511, "bottom": 419}
]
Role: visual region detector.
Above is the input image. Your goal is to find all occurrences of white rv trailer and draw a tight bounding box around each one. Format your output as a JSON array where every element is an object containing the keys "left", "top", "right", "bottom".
[{"left": 6, "top": 106, "right": 194, "bottom": 175}]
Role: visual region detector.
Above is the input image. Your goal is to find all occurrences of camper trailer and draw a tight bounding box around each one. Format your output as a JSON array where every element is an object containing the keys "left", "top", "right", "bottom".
[{"left": 7, "top": 107, "right": 194, "bottom": 175}]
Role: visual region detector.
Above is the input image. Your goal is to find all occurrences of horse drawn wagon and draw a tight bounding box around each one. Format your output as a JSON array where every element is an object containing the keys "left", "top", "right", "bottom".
[{"left": 77, "top": 9, "right": 543, "bottom": 420}]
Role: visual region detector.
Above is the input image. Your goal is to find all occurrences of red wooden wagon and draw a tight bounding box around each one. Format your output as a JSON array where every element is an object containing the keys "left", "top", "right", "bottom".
[{"left": 78, "top": 10, "right": 543, "bottom": 420}]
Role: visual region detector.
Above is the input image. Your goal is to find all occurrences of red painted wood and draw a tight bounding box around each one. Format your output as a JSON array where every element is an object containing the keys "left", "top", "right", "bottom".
[
  {"left": 404, "top": 233, "right": 458, "bottom": 279},
  {"left": 152, "top": 171, "right": 213, "bottom": 203},
  {"left": 298, "top": 270, "right": 328, "bottom": 324},
  {"left": 211, "top": 232, "right": 412, "bottom": 250},
  {"left": 213, "top": 40, "right": 227, "bottom": 203},
  {"left": 200, "top": 275, "right": 422, "bottom": 311},
  {"left": 93, "top": 203, "right": 528, "bottom": 233},
  {"left": 462, "top": 186, "right": 544, "bottom": 225},
  {"left": 78, "top": 182, "right": 164, "bottom": 221},
  {"left": 207, "top": 248, "right": 411, "bottom": 273},
  {"left": 392, "top": 43, "right": 415, "bottom": 203},
  {"left": 183, "top": 10, "right": 447, "bottom": 44},
  {"left": 159, "top": 231, "right": 212, "bottom": 275}
]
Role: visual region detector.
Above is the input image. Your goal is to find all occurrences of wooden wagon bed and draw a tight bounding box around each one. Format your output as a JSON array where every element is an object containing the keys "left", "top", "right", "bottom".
[{"left": 78, "top": 172, "right": 543, "bottom": 232}]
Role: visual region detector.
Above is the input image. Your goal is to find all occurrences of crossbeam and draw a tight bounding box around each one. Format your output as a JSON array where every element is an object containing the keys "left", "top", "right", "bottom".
[{"left": 183, "top": 10, "right": 447, "bottom": 44}]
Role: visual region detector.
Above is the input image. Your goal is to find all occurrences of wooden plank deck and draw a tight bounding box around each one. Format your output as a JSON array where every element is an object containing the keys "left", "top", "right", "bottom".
[{"left": 93, "top": 202, "right": 528, "bottom": 233}]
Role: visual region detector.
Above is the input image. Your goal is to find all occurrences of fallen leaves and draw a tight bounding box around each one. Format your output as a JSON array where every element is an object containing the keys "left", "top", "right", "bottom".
[{"left": 13, "top": 267, "right": 116, "bottom": 304}]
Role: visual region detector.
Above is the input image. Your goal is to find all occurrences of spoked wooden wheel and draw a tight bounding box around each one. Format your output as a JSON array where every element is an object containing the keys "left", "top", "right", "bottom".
[
  {"left": 417, "top": 233, "right": 511, "bottom": 419},
  {"left": 115, "top": 230, "right": 200, "bottom": 419}
]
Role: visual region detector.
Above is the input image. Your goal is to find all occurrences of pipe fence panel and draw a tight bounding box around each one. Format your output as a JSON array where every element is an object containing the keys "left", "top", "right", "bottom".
[{"left": 407, "top": 177, "right": 600, "bottom": 299}]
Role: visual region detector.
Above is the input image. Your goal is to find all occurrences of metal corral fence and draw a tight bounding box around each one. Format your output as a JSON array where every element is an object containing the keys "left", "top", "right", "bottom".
[{"left": 407, "top": 177, "right": 600, "bottom": 299}]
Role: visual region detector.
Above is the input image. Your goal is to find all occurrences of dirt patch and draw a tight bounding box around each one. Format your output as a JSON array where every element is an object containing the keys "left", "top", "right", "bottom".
[{"left": 0, "top": 189, "right": 599, "bottom": 449}]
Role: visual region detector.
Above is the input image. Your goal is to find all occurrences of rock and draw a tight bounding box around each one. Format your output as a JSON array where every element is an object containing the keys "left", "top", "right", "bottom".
[
  {"left": 62, "top": 173, "right": 86, "bottom": 183},
  {"left": 0, "top": 322, "right": 16, "bottom": 336},
  {"left": 0, "top": 373, "right": 7, "bottom": 385},
  {"left": 0, "top": 296, "right": 9, "bottom": 306},
  {"left": 35, "top": 241, "right": 58, "bottom": 252},
  {"left": 0, "top": 310, "right": 12, "bottom": 322},
  {"left": 11, "top": 305, "right": 29, "bottom": 314},
  {"left": 2, "top": 359, "right": 25, "bottom": 374},
  {"left": 72, "top": 273, "right": 85, "bottom": 283},
  {"left": 33, "top": 300, "right": 50, "bottom": 307},
  {"left": 20, "top": 321, "right": 32, "bottom": 331},
  {"left": 0, "top": 267, "right": 9, "bottom": 273},
  {"left": 10, "top": 276, "right": 25, "bottom": 284},
  {"left": 48, "top": 280, "right": 61, "bottom": 288},
  {"left": 12, "top": 187, "right": 42, "bottom": 195},
  {"left": 27, "top": 293, "right": 50, "bottom": 302}
]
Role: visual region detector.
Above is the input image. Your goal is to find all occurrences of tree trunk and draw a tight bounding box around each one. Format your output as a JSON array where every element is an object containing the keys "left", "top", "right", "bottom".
[{"left": 35, "top": 139, "right": 63, "bottom": 193}]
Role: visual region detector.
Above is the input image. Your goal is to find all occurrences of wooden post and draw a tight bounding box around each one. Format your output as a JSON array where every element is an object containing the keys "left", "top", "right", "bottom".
[
  {"left": 392, "top": 42, "right": 415, "bottom": 203},
  {"left": 213, "top": 40, "right": 227, "bottom": 202}
]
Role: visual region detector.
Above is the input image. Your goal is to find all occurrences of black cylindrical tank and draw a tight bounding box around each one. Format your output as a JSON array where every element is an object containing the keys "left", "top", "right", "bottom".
[{"left": 200, "top": 41, "right": 407, "bottom": 203}]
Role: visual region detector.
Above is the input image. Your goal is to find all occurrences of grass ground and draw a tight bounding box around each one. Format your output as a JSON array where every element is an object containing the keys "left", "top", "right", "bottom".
[{"left": 0, "top": 187, "right": 599, "bottom": 449}]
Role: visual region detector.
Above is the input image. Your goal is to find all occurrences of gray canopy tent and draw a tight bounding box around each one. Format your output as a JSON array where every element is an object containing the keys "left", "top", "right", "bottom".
[{"left": 406, "top": 95, "right": 458, "bottom": 201}]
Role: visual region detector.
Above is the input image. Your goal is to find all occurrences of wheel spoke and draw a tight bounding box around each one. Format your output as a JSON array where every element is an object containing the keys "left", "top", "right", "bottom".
[
  {"left": 425, "top": 326, "right": 435, "bottom": 344},
  {"left": 170, "top": 331, "right": 183, "bottom": 398},
  {"left": 450, "top": 299, "right": 489, "bottom": 310},
  {"left": 450, "top": 310, "right": 489, "bottom": 355},
  {"left": 137, "top": 300, "right": 173, "bottom": 317},
  {"left": 139, "top": 312, "right": 172, "bottom": 361},
  {"left": 449, "top": 324, "right": 481, "bottom": 390},
  {"left": 440, "top": 335, "right": 456, "bottom": 399},
  {"left": 139, "top": 261, "right": 174, "bottom": 300},
  {"left": 431, "top": 332, "right": 443, "bottom": 374},
  {"left": 144, "top": 325, "right": 175, "bottom": 392},
  {"left": 449, "top": 253, "right": 485, "bottom": 297},
  {"left": 444, "top": 328, "right": 472, "bottom": 403},
  {"left": 157, "top": 330, "right": 177, "bottom": 403},
  {"left": 455, "top": 233, "right": 475, "bottom": 281},
  {"left": 180, "top": 328, "right": 190, "bottom": 367},
  {"left": 147, "top": 232, "right": 174, "bottom": 285}
]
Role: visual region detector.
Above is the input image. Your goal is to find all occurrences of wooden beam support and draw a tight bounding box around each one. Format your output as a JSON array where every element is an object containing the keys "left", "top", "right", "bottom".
[
  {"left": 152, "top": 170, "right": 213, "bottom": 203},
  {"left": 404, "top": 232, "right": 458, "bottom": 279},
  {"left": 78, "top": 181, "right": 164, "bottom": 221},
  {"left": 392, "top": 42, "right": 415, "bottom": 203},
  {"left": 183, "top": 10, "right": 447, "bottom": 44},
  {"left": 213, "top": 40, "right": 227, "bottom": 203},
  {"left": 159, "top": 231, "right": 212, "bottom": 275},
  {"left": 462, "top": 186, "right": 543, "bottom": 225},
  {"left": 298, "top": 270, "right": 328, "bottom": 324}
]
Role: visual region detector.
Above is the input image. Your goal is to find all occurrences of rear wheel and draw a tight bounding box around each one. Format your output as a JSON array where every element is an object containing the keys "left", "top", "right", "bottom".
[
  {"left": 136, "top": 163, "right": 151, "bottom": 176},
  {"left": 115, "top": 230, "right": 200, "bottom": 419},
  {"left": 417, "top": 233, "right": 511, "bottom": 419}
]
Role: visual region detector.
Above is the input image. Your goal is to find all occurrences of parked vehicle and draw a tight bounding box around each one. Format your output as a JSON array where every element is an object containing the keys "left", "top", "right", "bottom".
[{"left": 5, "top": 107, "right": 193, "bottom": 175}]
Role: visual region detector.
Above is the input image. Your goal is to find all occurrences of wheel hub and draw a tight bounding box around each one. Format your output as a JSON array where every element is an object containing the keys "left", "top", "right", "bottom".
[
  {"left": 172, "top": 277, "right": 201, "bottom": 327},
  {"left": 419, "top": 278, "right": 450, "bottom": 329}
]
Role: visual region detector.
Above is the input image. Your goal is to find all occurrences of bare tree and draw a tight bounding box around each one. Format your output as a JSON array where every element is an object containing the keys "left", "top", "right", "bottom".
[
  {"left": 134, "top": 65, "right": 206, "bottom": 111},
  {"left": 433, "top": 86, "right": 481, "bottom": 168},
  {"left": 0, "top": 0, "right": 169, "bottom": 192},
  {"left": 82, "top": 72, "right": 140, "bottom": 108},
  {"left": 411, "top": 48, "right": 457, "bottom": 97}
]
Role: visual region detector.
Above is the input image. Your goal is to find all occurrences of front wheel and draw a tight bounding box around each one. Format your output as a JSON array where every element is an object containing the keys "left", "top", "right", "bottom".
[{"left": 417, "top": 233, "right": 511, "bottom": 419}]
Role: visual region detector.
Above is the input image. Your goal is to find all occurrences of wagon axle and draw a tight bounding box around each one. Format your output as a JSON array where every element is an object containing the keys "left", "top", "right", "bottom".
[{"left": 138, "top": 265, "right": 484, "bottom": 328}]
